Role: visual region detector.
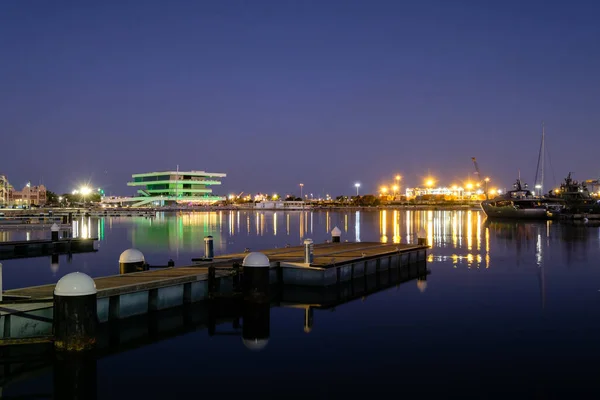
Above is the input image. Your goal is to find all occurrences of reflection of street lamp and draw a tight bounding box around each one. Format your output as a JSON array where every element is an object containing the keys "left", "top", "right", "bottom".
[{"left": 354, "top": 183, "right": 361, "bottom": 196}]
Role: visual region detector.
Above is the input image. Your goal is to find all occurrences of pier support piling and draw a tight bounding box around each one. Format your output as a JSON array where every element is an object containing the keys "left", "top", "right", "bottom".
[
  {"left": 53, "top": 272, "right": 98, "bottom": 351},
  {"left": 331, "top": 226, "right": 341, "bottom": 243},
  {"left": 119, "top": 248, "right": 146, "bottom": 274},
  {"left": 242, "top": 252, "right": 270, "bottom": 302},
  {"left": 51, "top": 223, "right": 60, "bottom": 242}
]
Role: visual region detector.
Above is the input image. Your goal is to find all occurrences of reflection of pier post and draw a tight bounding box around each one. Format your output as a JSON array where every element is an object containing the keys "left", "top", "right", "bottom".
[
  {"left": 54, "top": 352, "right": 97, "bottom": 400},
  {"left": 242, "top": 301, "right": 270, "bottom": 351},
  {"left": 304, "top": 307, "right": 313, "bottom": 333}
]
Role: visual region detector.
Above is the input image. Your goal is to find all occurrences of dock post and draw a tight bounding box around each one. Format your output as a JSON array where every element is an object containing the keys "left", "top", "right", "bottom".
[
  {"left": 331, "top": 226, "right": 341, "bottom": 243},
  {"left": 417, "top": 228, "right": 427, "bottom": 246},
  {"left": 303, "top": 238, "right": 314, "bottom": 264},
  {"left": 51, "top": 223, "right": 60, "bottom": 242},
  {"left": 204, "top": 235, "right": 214, "bottom": 259},
  {"left": 242, "top": 252, "right": 270, "bottom": 302},
  {"left": 119, "top": 249, "right": 146, "bottom": 274},
  {"left": 0, "top": 263, "right": 2, "bottom": 302},
  {"left": 53, "top": 272, "right": 98, "bottom": 351}
]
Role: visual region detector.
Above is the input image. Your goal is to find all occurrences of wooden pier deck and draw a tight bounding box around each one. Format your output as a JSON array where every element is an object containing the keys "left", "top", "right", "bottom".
[
  {"left": 0, "top": 242, "right": 428, "bottom": 339},
  {"left": 4, "top": 266, "right": 232, "bottom": 301},
  {"left": 214, "top": 242, "right": 426, "bottom": 267}
]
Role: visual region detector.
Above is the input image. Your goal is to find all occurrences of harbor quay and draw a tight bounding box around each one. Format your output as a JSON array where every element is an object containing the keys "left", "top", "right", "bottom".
[
  {"left": 0, "top": 240, "right": 428, "bottom": 345},
  {"left": 0, "top": 258, "right": 427, "bottom": 395}
]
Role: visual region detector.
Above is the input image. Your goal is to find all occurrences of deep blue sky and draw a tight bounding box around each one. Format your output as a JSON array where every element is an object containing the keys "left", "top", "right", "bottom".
[{"left": 1, "top": 0, "right": 599, "bottom": 197}]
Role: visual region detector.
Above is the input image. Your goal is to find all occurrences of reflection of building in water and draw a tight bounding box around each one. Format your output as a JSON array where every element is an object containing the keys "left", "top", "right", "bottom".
[{"left": 130, "top": 213, "right": 224, "bottom": 253}]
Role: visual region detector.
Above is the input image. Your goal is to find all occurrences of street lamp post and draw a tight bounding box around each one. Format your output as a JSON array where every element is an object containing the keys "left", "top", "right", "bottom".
[
  {"left": 484, "top": 177, "right": 490, "bottom": 199},
  {"left": 299, "top": 183, "right": 304, "bottom": 199},
  {"left": 354, "top": 183, "right": 361, "bottom": 196}
]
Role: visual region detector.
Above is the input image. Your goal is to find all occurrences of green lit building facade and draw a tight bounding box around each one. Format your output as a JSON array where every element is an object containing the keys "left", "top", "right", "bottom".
[{"left": 117, "top": 170, "right": 226, "bottom": 207}]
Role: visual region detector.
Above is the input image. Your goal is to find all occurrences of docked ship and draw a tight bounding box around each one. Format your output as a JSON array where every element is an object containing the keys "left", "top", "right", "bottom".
[
  {"left": 546, "top": 173, "right": 600, "bottom": 218},
  {"left": 481, "top": 179, "right": 565, "bottom": 220}
]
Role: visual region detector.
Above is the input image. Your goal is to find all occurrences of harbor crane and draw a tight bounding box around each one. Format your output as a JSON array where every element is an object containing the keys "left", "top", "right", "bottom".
[{"left": 471, "top": 157, "right": 490, "bottom": 199}]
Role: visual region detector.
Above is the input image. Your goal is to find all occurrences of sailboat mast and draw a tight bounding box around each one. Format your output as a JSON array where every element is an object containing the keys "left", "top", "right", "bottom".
[{"left": 541, "top": 122, "right": 545, "bottom": 196}]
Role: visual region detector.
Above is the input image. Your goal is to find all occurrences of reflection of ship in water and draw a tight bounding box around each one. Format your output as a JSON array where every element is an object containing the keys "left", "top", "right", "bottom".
[{"left": 0, "top": 261, "right": 428, "bottom": 396}]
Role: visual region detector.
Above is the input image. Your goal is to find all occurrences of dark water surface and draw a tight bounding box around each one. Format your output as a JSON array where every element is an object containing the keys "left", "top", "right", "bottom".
[{"left": 2, "top": 210, "right": 600, "bottom": 398}]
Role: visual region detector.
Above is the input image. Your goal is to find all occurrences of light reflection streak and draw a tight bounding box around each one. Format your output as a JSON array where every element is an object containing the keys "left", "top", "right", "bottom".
[
  {"left": 427, "top": 210, "right": 433, "bottom": 247},
  {"left": 467, "top": 211, "right": 472, "bottom": 251},
  {"left": 273, "top": 212, "right": 277, "bottom": 236},
  {"left": 355, "top": 211, "right": 360, "bottom": 242},
  {"left": 380, "top": 210, "right": 387, "bottom": 243},
  {"left": 393, "top": 210, "right": 400, "bottom": 244}
]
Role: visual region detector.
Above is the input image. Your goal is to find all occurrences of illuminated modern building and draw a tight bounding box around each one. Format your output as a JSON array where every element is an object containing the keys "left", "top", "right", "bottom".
[{"left": 104, "top": 170, "right": 227, "bottom": 207}]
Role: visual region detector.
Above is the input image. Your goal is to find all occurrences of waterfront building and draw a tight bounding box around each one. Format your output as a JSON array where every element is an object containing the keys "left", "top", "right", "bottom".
[
  {"left": 253, "top": 201, "right": 309, "bottom": 210},
  {"left": 0, "top": 174, "right": 8, "bottom": 207},
  {"left": 8, "top": 182, "right": 47, "bottom": 207},
  {"left": 405, "top": 186, "right": 483, "bottom": 201},
  {"left": 103, "top": 170, "right": 227, "bottom": 207}
]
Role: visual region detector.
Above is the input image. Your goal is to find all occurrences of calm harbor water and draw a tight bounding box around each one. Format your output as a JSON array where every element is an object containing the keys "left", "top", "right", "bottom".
[{"left": 3, "top": 209, "right": 600, "bottom": 398}]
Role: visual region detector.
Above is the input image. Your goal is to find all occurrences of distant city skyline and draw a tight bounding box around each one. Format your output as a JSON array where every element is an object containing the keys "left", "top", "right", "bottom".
[{"left": 2, "top": 0, "right": 599, "bottom": 196}]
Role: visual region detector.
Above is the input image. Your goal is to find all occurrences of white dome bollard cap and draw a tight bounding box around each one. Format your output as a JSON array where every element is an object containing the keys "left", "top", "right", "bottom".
[
  {"left": 243, "top": 338, "right": 269, "bottom": 351},
  {"left": 51, "top": 223, "right": 60, "bottom": 232},
  {"left": 303, "top": 238, "right": 313, "bottom": 244},
  {"left": 242, "top": 252, "right": 270, "bottom": 268},
  {"left": 54, "top": 272, "right": 97, "bottom": 296},
  {"left": 331, "top": 226, "right": 341, "bottom": 236},
  {"left": 119, "top": 248, "right": 145, "bottom": 264}
]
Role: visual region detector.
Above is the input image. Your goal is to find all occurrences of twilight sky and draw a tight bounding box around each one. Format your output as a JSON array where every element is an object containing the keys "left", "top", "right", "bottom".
[{"left": 1, "top": 0, "right": 599, "bottom": 197}]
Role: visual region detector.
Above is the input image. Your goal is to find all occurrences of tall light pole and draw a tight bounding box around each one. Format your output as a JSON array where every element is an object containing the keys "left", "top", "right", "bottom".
[
  {"left": 354, "top": 182, "right": 361, "bottom": 196},
  {"left": 299, "top": 183, "right": 304, "bottom": 199},
  {"left": 484, "top": 177, "right": 490, "bottom": 199}
]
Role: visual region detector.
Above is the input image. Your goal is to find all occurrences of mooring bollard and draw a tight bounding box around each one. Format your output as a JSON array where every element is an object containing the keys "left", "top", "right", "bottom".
[
  {"left": 118, "top": 248, "right": 146, "bottom": 274},
  {"left": 242, "top": 252, "right": 270, "bottom": 302},
  {"left": 242, "top": 301, "right": 270, "bottom": 352},
  {"left": 331, "top": 226, "right": 341, "bottom": 243},
  {"left": 51, "top": 223, "right": 60, "bottom": 242},
  {"left": 417, "top": 228, "right": 427, "bottom": 246},
  {"left": 53, "top": 272, "right": 98, "bottom": 351},
  {"left": 204, "top": 235, "right": 214, "bottom": 259},
  {"left": 303, "top": 238, "right": 314, "bottom": 264}
]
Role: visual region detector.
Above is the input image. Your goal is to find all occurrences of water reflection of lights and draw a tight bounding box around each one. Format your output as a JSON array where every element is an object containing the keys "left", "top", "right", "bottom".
[
  {"left": 355, "top": 211, "right": 360, "bottom": 242},
  {"left": 427, "top": 210, "right": 433, "bottom": 247},
  {"left": 273, "top": 212, "right": 277, "bottom": 236},
  {"left": 393, "top": 210, "right": 400, "bottom": 244},
  {"left": 380, "top": 210, "right": 387, "bottom": 243}
]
